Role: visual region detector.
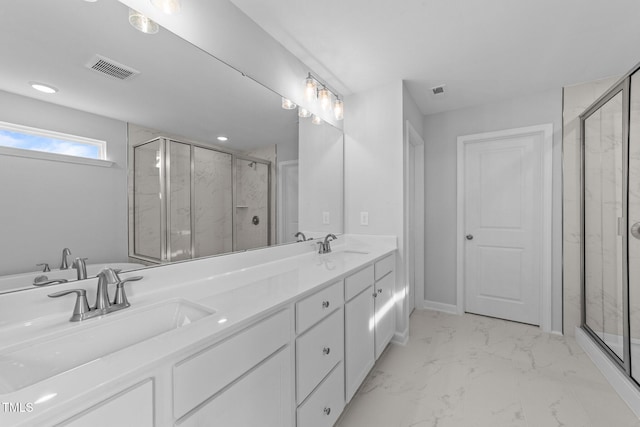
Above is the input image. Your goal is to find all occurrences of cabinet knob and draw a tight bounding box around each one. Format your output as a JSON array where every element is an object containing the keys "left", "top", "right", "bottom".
[
  {"left": 373, "top": 292, "right": 378, "bottom": 298},
  {"left": 322, "top": 300, "right": 330, "bottom": 309},
  {"left": 323, "top": 407, "right": 331, "bottom": 416},
  {"left": 323, "top": 347, "right": 331, "bottom": 355},
  {"left": 377, "top": 289, "right": 382, "bottom": 294}
]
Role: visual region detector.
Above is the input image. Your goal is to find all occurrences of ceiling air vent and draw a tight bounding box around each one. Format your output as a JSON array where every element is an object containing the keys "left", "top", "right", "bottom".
[
  {"left": 86, "top": 55, "right": 140, "bottom": 80},
  {"left": 431, "top": 85, "right": 446, "bottom": 95}
]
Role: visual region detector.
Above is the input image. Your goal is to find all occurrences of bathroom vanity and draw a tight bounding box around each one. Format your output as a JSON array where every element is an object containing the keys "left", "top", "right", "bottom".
[{"left": 0, "top": 235, "right": 396, "bottom": 426}]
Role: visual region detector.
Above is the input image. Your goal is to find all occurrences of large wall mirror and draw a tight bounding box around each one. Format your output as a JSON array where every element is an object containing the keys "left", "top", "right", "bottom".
[{"left": 0, "top": 0, "right": 344, "bottom": 293}]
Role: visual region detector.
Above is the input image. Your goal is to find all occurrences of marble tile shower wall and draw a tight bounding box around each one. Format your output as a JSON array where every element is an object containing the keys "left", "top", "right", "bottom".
[
  {"left": 133, "top": 140, "right": 163, "bottom": 260},
  {"left": 169, "top": 141, "right": 193, "bottom": 261},
  {"left": 235, "top": 159, "right": 269, "bottom": 250}
]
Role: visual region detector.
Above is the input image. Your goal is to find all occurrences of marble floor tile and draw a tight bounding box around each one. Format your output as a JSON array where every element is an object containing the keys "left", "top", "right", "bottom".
[{"left": 335, "top": 310, "right": 640, "bottom": 427}]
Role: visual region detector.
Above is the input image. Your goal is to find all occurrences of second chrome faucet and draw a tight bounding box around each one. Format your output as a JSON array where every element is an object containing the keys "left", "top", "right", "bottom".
[{"left": 48, "top": 267, "right": 143, "bottom": 322}]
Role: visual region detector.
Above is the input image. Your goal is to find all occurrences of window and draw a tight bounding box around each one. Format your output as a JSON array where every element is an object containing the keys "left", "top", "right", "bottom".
[{"left": 0, "top": 121, "right": 107, "bottom": 161}]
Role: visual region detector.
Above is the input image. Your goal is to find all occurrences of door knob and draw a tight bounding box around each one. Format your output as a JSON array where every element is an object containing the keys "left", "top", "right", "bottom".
[{"left": 466, "top": 234, "right": 474, "bottom": 240}]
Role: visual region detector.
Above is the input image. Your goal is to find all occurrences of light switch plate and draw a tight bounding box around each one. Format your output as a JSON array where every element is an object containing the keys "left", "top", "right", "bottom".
[
  {"left": 360, "top": 211, "right": 369, "bottom": 226},
  {"left": 322, "top": 211, "right": 330, "bottom": 225}
]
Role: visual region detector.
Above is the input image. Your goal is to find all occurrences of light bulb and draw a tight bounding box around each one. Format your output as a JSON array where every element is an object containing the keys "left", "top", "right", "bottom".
[
  {"left": 30, "top": 82, "right": 58, "bottom": 94},
  {"left": 129, "top": 9, "right": 159, "bottom": 34},
  {"left": 333, "top": 98, "right": 344, "bottom": 120},
  {"left": 281, "top": 97, "right": 296, "bottom": 110},
  {"left": 304, "top": 77, "right": 317, "bottom": 102},
  {"left": 318, "top": 87, "right": 331, "bottom": 111},
  {"left": 311, "top": 114, "right": 323, "bottom": 125},
  {"left": 298, "top": 108, "right": 312, "bottom": 118},
  {"left": 150, "top": 0, "right": 182, "bottom": 14}
]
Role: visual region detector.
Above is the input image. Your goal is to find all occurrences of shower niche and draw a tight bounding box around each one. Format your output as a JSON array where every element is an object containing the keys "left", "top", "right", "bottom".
[
  {"left": 132, "top": 137, "right": 270, "bottom": 263},
  {"left": 581, "top": 62, "right": 640, "bottom": 384}
]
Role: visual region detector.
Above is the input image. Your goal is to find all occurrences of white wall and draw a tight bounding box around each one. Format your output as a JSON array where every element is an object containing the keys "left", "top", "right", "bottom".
[
  {"left": 0, "top": 91, "right": 128, "bottom": 276},
  {"left": 423, "top": 89, "right": 563, "bottom": 332},
  {"left": 344, "top": 80, "right": 408, "bottom": 337}
]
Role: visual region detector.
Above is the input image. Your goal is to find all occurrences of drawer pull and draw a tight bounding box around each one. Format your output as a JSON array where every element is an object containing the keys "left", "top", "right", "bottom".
[
  {"left": 322, "top": 300, "right": 330, "bottom": 309},
  {"left": 323, "top": 407, "right": 331, "bottom": 416},
  {"left": 322, "top": 347, "right": 331, "bottom": 355}
]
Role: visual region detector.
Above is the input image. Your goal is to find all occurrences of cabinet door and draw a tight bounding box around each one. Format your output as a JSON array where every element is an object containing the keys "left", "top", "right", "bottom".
[
  {"left": 374, "top": 273, "right": 396, "bottom": 359},
  {"left": 177, "top": 347, "right": 293, "bottom": 427},
  {"left": 344, "top": 286, "right": 375, "bottom": 402}
]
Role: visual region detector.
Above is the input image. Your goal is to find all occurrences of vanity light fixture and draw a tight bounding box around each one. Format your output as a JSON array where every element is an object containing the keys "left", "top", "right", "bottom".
[
  {"left": 151, "top": 0, "right": 182, "bottom": 14},
  {"left": 311, "top": 114, "right": 323, "bottom": 125},
  {"left": 301, "top": 72, "right": 344, "bottom": 121},
  {"left": 217, "top": 136, "right": 229, "bottom": 142},
  {"left": 30, "top": 82, "right": 58, "bottom": 94},
  {"left": 298, "top": 107, "right": 312, "bottom": 118},
  {"left": 129, "top": 9, "right": 159, "bottom": 34},
  {"left": 281, "top": 97, "right": 296, "bottom": 110},
  {"left": 333, "top": 98, "right": 344, "bottom": 121}
]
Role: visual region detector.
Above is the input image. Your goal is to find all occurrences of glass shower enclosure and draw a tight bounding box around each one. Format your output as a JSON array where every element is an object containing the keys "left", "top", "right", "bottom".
[
  {"left": 132, "top": 137, "right": 270, "bottom": 263},
  {"left": 581, "top": 62, "right": 640, "bottom": 383}
]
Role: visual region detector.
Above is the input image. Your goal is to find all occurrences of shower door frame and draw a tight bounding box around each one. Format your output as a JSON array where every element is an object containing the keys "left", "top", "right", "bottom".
[{"left": 580, "top": 77, "right": 632, "bottom": 377}]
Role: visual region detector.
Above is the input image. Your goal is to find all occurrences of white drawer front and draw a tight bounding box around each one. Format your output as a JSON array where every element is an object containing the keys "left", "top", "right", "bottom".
[
  {"left": 297, "top": 363, "right": 344, "bottom": 427},
  {"left": 296, "top": 280, "right": 344, "bottom": 334},
  {"left": 344, "top": 265, "right": 374, "bottom": 301},
  {"left": 173, "top": 309, "right": 290, "bottom": 419},
  {"left": 296, "top": 308, "right": 343, "bottom": 404},
  {"left": 374, "top": 253, "right": 395, "bottom": 280},
  {"left": 177, "top": 348, "right": 293, "bottom": 427}
]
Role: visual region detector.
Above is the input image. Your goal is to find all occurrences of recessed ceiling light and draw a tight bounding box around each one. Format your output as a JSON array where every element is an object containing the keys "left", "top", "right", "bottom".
[
  {"left": 151, "top": 0, "right": 182, "bottom": 15},
  {"left": 129, "top": 9, "right": 159, "bottom": 34},
  {"left": 217, "top": 136, "right": 229, "bottom": 142},
  {"left": 30, "top": 82, "right": 58, "bottom": 94}
]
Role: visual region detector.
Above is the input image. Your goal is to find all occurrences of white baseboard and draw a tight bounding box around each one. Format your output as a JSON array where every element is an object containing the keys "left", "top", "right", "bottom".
[
  {"left": 422, "top": 300, "right": 459, "bottom": 315},
  {"left": 393, "top": 327, "right": 409, "bottom": 346},
  {"left": 576, "top": 327, "right": 640, "bottom": 418}
]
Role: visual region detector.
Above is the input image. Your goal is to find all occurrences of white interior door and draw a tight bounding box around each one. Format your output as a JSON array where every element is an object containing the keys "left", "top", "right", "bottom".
[{"left": 461, "top": 129, "right": 544, "bottom": 325}]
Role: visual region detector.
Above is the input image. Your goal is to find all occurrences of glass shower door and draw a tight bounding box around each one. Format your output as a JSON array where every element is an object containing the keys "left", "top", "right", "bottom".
[
  {"left": 629, "top": 71, "right": 640, "bottom": 380},
  {"left": 583, "top": 89, "right": 625, "bottom": 361}
]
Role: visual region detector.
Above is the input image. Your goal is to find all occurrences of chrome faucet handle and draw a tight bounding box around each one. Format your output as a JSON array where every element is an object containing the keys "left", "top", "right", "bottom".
[
  {"left": 36, "top": 263, "right": 50, "bottom": 272},
  {"left": 113, "top": 276, "right": 143, "bottom": 307},
  {"left": 294, "top": 231, "right": 307, "bottom": 242},
  {"left": 48, "top": 289, "right": 90, "bottom": 322},
  {"left": 34, "top": 275, "right": 68, "bottom": 286},
  {"left": 60, "top": 248, "right": 71, "bottom": 270},
  {"left": 72, "top": 257, "right": 89, "bottom": 280}
]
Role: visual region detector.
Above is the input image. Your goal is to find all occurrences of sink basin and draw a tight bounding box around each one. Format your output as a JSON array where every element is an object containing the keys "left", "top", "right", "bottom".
[
  {"left": 340, "top": 250, "right": 370, "bottom": 255},
  {"left": 0, "top": 300, "right": 214, "bottom": 393}
]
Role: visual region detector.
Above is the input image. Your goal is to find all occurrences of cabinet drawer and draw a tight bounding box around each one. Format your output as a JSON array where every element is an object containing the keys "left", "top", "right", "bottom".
[
  {"left": 173, "top": 309, "right": 290, "bottom": 419},
  {"left": 176, "top": 347, "right": 293, "bottom": 427},
  {"left": 296, "top": 308, "right": 344, "bottom": 404},
  {"left": 296, "top": 280, "right": 343, "bottom": 334},
  {"left": 374, "top": 254, "right": 395, "bottom": 280},
  {"left": 61, "top": 380, "right": 153, "bottom": 427},
  {"left": 345, "top": 265, "right": 374, "bottom": 301},
  {"left": 297, "top": 363, "right": 344, "bottom": 427}
]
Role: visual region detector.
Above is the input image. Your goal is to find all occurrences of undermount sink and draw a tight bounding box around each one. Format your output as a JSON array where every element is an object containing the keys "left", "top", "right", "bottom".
[{"left": 0, "top": 300, "right": 214, "bottom": 393}]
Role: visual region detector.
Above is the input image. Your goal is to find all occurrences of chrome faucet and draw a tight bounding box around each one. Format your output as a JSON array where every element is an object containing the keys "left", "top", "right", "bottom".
[
  {"left": 72, "top": 257, "right": 88, "bottom": 280},
  {"left": 36, "top": 263, "right": 50, "bottom": 272},
  {"left": 294, "top": 231, "right": 307, "bottom": 242},
  {"left": 60, "top": 248, "right": 71, "bottom": 270},
  {"left": 33, "top": 275, "right": 68, "bottom": 287},
  {"left": 48, "top": 267, "right": 143, "bottom": 322},
  {"left": 317, "top": 234, "right": 337, "bottom": 254}
]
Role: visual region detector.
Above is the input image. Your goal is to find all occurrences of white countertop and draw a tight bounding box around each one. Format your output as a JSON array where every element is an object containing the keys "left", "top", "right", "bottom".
[{"left": 0, "top": 234, "right": 396, "bottom": 426}]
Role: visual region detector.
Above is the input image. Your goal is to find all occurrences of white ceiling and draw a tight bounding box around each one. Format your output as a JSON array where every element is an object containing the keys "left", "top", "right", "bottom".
[{"left": 230, "top": 0, "right": 640, "bottom": 115}]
